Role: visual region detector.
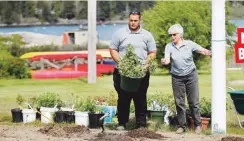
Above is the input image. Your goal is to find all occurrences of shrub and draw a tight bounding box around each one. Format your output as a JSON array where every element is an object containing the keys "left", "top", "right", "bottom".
[
  {"left": 0, "top": 58, "right": 30, "bottom": 79},
  {"left": 119, "top": 44, "right": 157, "bottom": 78},
  {"left": 107, "top": 90, "right": 117, "bottom": 106},
  {"left": 200, "top": 97, "right": 211, "bottom": 117},
  {"left": 35, "top": 92, "right": 63, "bottom": 108}
]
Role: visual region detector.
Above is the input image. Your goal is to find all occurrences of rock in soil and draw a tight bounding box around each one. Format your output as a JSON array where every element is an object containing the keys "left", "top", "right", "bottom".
[
  {"left": 127, "top": 127, "right": 165, "bottom": 139},
  {"left": 221, "top": 136, "right": 244, "bottom": 141}
]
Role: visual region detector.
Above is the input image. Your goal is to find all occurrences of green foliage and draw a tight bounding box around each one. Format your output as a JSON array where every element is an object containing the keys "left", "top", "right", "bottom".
[
  {"left": 147, "top": 92, "right": 176, "bottom": 114},
  {"left": 119, "top": 44, "right": 157, "bottom": 78},
  {"left": 119, "top": 44, "right": 145, "bottom": 78},
  {"left": 16, "top": 94, "right": 25, "bottom": 106},
  {"left": 75, "top": 96, "right": 96, "bottom": 112},
  {"left": 85, "top": 96, "right": 97, "bottom": 112},
  {"left": 75, "top": 96, "right": 87, "bottom": 112},
  {"left": 130, "top": 102, "right": 135, "bottom": 113},
  {"left": 35, "top": 92, "right": 63, "bottom": 108},
  {"left": 200, "top": 97, "right": 211, "bottom": 117},
  {"left": 0, "top": 58, "right": 30, "bottom": 79},
  {"left": 143, "top": 1, "right": 236, "bottom": 70},
  {"left": 107, "top": 90, "right": 117, "bottom": 106}
]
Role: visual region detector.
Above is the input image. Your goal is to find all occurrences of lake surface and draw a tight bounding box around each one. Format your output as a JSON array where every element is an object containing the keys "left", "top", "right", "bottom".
[
  {"left": 0, "top": 24, "right": 127, "bottom": 41},
  {"left": 0, "top": 19, "right": 243, "bottom": 41}
]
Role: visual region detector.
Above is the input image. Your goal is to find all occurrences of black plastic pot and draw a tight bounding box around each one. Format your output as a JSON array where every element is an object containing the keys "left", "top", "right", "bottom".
[
  {"left": 66, "top": 111, "right": 75, "bottom": 123},
  {"left": 11, "top": 108, "right": 23, "bottom": 122},
  {"left": 54, "top": 111, "right": 66, "bottom": 123},
  {"left": 88, "top": 112, "right": 104, "bottom": 128},
  {"left": 36, "top": 108, "right": 41, "bottom": 120}
]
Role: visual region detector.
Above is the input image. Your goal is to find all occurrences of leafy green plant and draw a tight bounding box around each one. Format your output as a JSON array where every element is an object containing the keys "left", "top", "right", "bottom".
[
  {"left": 107, "top": 90, "right": 117, "bottom": 106},
  {"left": 16, "top": 94, "right": 25, "bottom": 106},
  {"left": 147, "top": 92, "right": 176, "bottom": 114},
  {"left": 200, "top": 97, "right": 211, "bottom": 117},
  {"left": 85, "top": 96, "right": 97, "bottom": 112},
  {"left": 35, "top": 92, "right": 63, "bottom": 108},
  {"left": 75, "top": 96, "right": 97, "bottom": 112},
  {"left": 118, "top": 44, "right": 157, "bottom": 78},
  {"left": 75, "top": 96, "right": 87, "bottom": 112}
]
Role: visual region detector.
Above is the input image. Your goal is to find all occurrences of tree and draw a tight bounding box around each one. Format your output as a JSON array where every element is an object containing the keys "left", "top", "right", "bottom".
[
  {"left": 76, "top": 1, "right": 87, "bottom": 19},
  {"left": 142, "top": 1, "right": 236, "bottom": 69},
  {"left": 60, "top": 1, "right": 76, "bottom": 19}
]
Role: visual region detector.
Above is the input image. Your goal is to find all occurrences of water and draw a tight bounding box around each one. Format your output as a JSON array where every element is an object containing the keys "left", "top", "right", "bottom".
[
  {"left": 0, "top": 23, "right": 127, "bottom": 41},
  {"left": 0, "top": 19, "right": 243, "bottom": 41}
]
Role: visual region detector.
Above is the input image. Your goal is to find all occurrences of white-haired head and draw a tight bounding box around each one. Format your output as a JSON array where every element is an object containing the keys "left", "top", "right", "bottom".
[{"left": 168, "top": 24, "right": 184, "bottom": 36}]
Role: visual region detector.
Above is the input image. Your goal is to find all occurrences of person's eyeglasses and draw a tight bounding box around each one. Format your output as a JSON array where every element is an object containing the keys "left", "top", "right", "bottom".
[
  {"left": 169, "top": 34, "right": 177, "bottom": 37},
  {"left": 129, "top": 11, "right": 141, "bottom": 16}
]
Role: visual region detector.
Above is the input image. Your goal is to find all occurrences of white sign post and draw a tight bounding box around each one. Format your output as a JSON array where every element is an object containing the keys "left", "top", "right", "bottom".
[
  {"left": 88, "top": 0, "right": 97, "bottom": 83},
  {"left": 211, "top": 0, "right": 226, "bottom": 134}
]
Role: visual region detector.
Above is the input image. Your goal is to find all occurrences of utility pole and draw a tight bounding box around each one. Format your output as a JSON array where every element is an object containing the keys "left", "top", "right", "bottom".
[
  {"left": 88, "top": 0, "right": 97, "bottom": 83},
  {"left": 211, "top": 0, "right": 226, "bottom": 134}
]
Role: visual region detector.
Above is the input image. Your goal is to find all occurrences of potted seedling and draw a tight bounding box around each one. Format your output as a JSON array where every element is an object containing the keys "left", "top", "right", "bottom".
[
  {"left": 74, "top": 96, "right": 89, "bottom": 127},
  {"left": 35, "top": 92, "right": 63, "bottom": 124},
  {"left": 147, "top": 92, "right": 176, "bottom": 125},
  {"left": 55, "top": 93, "right": 75, "bottom": 123},
  {"left": 11, "top": 94, "right": 24, "bottom": 122},
  {"left": 87, "top": 96, "right": 105, "bottom": 128},
  {"left": 118, "top": 44, "right": 157, "bottom": 92}
]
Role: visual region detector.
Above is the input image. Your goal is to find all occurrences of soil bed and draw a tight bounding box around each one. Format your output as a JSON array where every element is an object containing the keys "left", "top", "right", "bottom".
[{"left": 222, "top": 136, "right": 244, "bottom": 141}]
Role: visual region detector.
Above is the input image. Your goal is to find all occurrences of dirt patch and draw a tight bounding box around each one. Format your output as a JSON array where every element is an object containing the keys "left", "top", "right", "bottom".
[
  {"left": 38, "top": 124, "right": 90, "bottom": 137},
  {"left": 90, "top": 132, "right": 134, "bottom": 141},
  {"left": 127, "top": 127, "right": 166, "bottom": 139},
  {"left": 222, "top": 136, "right": 244, "bottom": 141}
]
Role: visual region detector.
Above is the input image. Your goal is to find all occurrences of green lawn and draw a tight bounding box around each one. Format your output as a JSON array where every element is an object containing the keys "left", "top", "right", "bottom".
[{"left": 0, "top": 70, "right": 244, "bottom": 134}]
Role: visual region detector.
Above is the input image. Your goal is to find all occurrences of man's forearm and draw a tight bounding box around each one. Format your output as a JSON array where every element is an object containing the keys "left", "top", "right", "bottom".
[
  {"left": 109, "top": 48, "right": 121, "bottom": 63},
  {"left": 146, "top": 50, "right": 157, "bottom": 64}
]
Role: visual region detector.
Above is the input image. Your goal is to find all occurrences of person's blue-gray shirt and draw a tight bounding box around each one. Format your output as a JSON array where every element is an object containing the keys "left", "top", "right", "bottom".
[
  {"left": 110, "top": 25, "right": 156, "bottom": 68},
  {"left": 164, "top": 40, "right": 203, "bottom": 76}
]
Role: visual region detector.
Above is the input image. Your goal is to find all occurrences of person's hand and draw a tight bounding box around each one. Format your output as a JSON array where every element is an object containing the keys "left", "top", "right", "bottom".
[
  {"left": 143, "top": 64, "right": 150, "bottom": 72},
  {"left": 161, "top": 58, "right": 168, "bottom": 65}
]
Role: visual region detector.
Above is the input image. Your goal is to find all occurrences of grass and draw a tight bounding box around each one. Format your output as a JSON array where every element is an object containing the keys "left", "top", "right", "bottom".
[{"left": 0, "top": 69, "right": 244, "bottom": 135}]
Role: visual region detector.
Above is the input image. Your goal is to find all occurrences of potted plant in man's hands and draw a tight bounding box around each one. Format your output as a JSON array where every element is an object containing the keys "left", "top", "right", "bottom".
[{"left": 118, "top": 44, "right": 157, "bottom": 92}]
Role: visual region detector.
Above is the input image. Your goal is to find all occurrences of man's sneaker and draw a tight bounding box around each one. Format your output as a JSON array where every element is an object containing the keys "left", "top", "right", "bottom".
[
  {"left": 176, "top": 127, "right": 185, "bottom": 134},
  {"left": 195, "top": 126, "right": 201, "bottom": 134}
]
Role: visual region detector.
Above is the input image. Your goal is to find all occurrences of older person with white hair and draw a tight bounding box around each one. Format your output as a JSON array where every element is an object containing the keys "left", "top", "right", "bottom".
[{"left": 161, "top": 24, "right": 211, "bottom": 134}]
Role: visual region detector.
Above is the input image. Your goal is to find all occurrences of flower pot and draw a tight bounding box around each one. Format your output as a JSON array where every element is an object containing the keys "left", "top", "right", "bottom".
[
  {"left": 36, "top": 108, "right": 41, "bottom": 120},
  {"left": 54, "top": 111, "right": 66, "bottom": 123},
  {"left": 11, "top": 108, "right": 23, "bottom": 122},
  {"left": 147, "top": 110, "right": 166, "bottom": 124},
  {"left": 22, "top": 109, "right": 36, "bottom": 123},
  {"left": 88, "top": 112, "right": 105, "bottom": 128},
  {"left": 40, "top": 107, "right": 58, "bottom": 124},
  {"left": 188, "top": 116, "right": 210, "bottom": 130},
  {"left": 66, "top": 111, "right": 75, "bottom": 123},
  {"left": 75, "top": 111, "right": 89, "bottom": 127},
  {"left": 120, "top": 75, "right": 143, "bottom": 92}
]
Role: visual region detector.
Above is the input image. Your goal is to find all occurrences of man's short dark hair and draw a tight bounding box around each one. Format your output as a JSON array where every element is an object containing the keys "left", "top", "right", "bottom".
[{"left": 129, "top": 10, "right": 141, "bottom": 19}]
